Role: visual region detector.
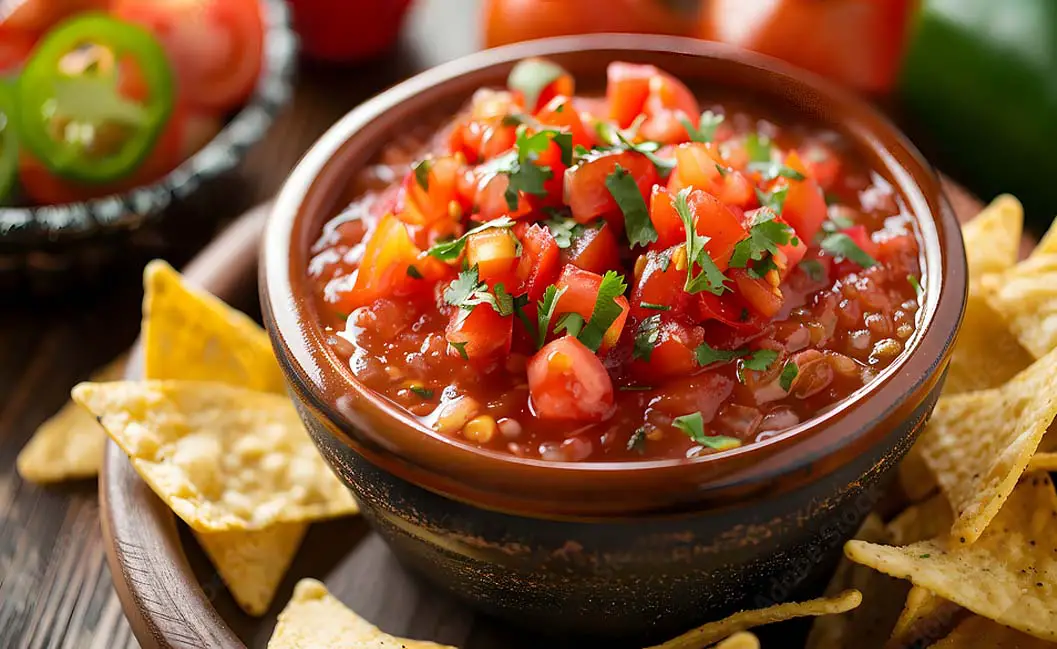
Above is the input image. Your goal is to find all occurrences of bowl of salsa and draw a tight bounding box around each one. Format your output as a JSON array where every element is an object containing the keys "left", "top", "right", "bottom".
[{"left": 262, "top": 35, "right": 965, "bottom": 643}]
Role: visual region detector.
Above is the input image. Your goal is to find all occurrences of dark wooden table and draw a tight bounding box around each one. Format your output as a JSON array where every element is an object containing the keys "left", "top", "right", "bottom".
[{"left": 0, "top": 2, "right": 479, "bottom": 646}]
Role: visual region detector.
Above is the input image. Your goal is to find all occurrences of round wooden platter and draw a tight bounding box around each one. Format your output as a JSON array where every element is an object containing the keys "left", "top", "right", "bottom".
[{"left": 101, "top": 185, "right": 992, "bottom": 649}]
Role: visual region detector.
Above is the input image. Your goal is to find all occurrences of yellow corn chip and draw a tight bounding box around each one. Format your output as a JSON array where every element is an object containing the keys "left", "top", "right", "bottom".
[
  {"left": 917, "top": 347, "right": 1057, "bottom": 543},
  {"left": 268, "top": 579, "right": 456, "bottom": 649},
  {"left": 713, "top": 632, "right": 759, "bottom": 649},
  {"left": 71, "top": 380, "right": 357, "bottom": 532},
  {"left": 646, "top": 590, "right": 861, "bottom": 649},
  {"left": 982, "top": 253, "right": 1057, "bottom": 359},
  {"left": 17, "top": 354, "right": 127, "bottom": 483},
  {"left": 845, "top": 474, "right": 1057, "bottom": 642},
  {"left": 142, "top": 260, "right": 286, "bottom": 393},
  {"left": 962, "top": 195, "right": 1023, "bottom": 281},
  {"left": 805, "top": 516, "right": 907, "bottom": 649},
  {"left": 897, "top": 446, "right": 939, "bottom": 504},
  {"left": 1028, "top": 452, "right": 1057, "bottom": 472},
  {"left": 142, "top": 260, "right": 317, "bottom": 616},
  {"left": 887, "top": 495, "right": 953, "bottom": 546},
  {"left": 929, "top": 615, "right": 1054, "bottom": 649},
  {"left": 1032, "top": 218, "right": 1057, "bottom": 257}
]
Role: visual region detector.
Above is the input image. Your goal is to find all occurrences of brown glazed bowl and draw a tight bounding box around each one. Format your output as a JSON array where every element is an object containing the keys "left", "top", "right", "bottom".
[{"left": 261, "top": 35, "right": 965, "bottom": 645}]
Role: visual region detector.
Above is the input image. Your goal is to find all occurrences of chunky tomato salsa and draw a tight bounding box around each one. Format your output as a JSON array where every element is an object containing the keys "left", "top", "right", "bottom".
[{"left": 308, "top": 59, "right": 923, "bottom": 462}]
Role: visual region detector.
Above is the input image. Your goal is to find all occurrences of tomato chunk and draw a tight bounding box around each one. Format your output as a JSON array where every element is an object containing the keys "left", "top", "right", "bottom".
[
  {"left": 537, "top": 95, "right": 593, "bottom": 149},
  {"left": 562, "top": 222, "right": 621, "bottom": 274},
  {"left": 630, "top": 316, "right": 704, "bottom": 381},
  {"left": 668, "top": 142, "right": 756, "bottom": 208},
  {"left": 554, "top": 265, "right": 630, "bottom": 350},
  {"left": 528, "top": 336, "right": 615, "bottom": 422},
  {"left": 514, "top": 223, "right": 560, "bottom": 301},
  {"left": 606, "top": 62, "right": 656, "bottom": 128},
  {"left": 466, "top": 227, "right": 520, "bottom": 287},
  {"left": 780, "top": 153, "right": 827, "bottom": 241},
  {"left": 446, "top": 306, "right": 513, "bottom": 362},
  {"left": 730, "top": 268, "right": 783, "bottom": 318},
  {"left": 640, "top": 72, "right": 700, "bottom": 144},
  {"left": 630, "top": 246, "right": 689, "bottom": 320},
  {"left": 564, "top": 149, "right": 658, "bottom": 225}
]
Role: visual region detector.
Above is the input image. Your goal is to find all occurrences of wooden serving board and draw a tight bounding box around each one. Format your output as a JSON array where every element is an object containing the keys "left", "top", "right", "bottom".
[{"left": 100, "top": 183, "right": 992, "bottom": 649}]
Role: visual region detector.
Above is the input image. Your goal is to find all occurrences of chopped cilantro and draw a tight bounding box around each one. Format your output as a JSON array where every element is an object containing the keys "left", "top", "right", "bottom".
[
  {"left": 544, "top": 215, "right": 585, "bottom": 249},
  {"left": 632, "top": 314, "right": 662, "bottom": 362},
  {"left": 535, "top": 284, "right": 566, "bottom": 348},
  {"left": 576, "top": 270, "right": 628, "bottom": 352},
  {"left": 512, "top": 294, "right": 535, "bottom": 340},
  {"left": 747, "top": 161, "right": 805, "bottom": 181},
  {"left": 680, "top": 110, "right": 725, "bottom": 143},
  {"left": 614, "top": 130, "right": 676, "bottom": 176},
  {"left": 908, "top": 274, "right": 923, "bottom": 294},
  {"left": 822, "top": 214, "right": 855, "bottom": 233},
  {"left": 605, "top": 164, "right": 656, "bottom": 248},
  {"left": 493, "top": 127, "right": 574, "bottom": 210},
  {"left": 553, "top": 312, "right": 585, "bottom": 338},
  {"left": 627, "top": 428, "right": 647, "bottom": 454},
  {"left": 449, "top": 341, "right": 469, "bottom": 360},
  {"left": 779, "top": 361, "right": 799, "bottom": 392},
  {"left": 820, "top": 232, "right": 878, "bottom": 268},
  {"left": 658, "top": 250, "right": 672, "bottom": 272},
  {"left": 695, "top": 342, "right": 747, "bottom": 367},
  {"left": 919, "top": 554, "right": 931, "bottom": 559},
  {"left": 406, "top": 265, "right": 423, "bottom": 279},
  {"left": 443, "top": 267, "right": 515, "bottom": 317},
  {"left": 673, "top": 188, "right": 730, "bottom": 296},
  {"left": 742, "top": 349, "right": 779, "bottom": 372},
  {"left": 409, "top": 385, "right": 434, "bottom": 399},
  {"left": 715, "top": 163, "right": 728, "bottom": 177},
  {"left": 412, "top": 159, "right": 431, "bottom": 191},
  {"left": 799, "top": 259, "right": 826, "bottom": 282},
  {"left": 745, "top": 132, "right": 773, "bottom": 164},
  {"left": 639, "top": 302, "right": 671, "bottom": 311},
  {"left": 507, "top": 58, "right": 568, "bottom": 111},
  {"left": 618, "top": 385, "right": 654, "bottom": 392},
  {"left": 728, "top": 208, "right": 795, "bottom": 273},
  {"left": 427, "top": 216, "right": 515, "bottom": 260},
  {"left": 672, "top": 412, "right": 742, "bottom": 450},
  {"left": 754, "top": 185, "right": 789, "bottom": 214}
]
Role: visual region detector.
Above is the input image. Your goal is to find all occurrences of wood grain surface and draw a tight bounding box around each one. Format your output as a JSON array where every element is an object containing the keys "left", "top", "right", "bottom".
[{"left": 0, "top": 1, "right": 1010, "bottom": 647}]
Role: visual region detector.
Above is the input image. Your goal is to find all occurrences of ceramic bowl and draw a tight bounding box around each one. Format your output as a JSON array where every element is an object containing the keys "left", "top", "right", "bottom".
[
  {"left": 261, "top": 35, "right": 965, "bottom": 644},
  {"left": 0, "top": 0, "right": 297, "bottom": 295}
]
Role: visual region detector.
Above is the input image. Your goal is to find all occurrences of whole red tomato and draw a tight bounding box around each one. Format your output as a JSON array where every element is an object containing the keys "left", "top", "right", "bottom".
[
  {"left": 483, "top": 0, "right": 698, "bottom": 48},
  {"left": 287, "top": 0, "right": 414, "bottom": 62}
]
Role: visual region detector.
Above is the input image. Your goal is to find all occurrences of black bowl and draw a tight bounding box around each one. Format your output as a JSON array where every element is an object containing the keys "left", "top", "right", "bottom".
[
  {"left": 0, "top": 0, "right": 297, "bottom": 295},
  {"left": 262, "top": 36, "right": 965, "bottom": 645}
]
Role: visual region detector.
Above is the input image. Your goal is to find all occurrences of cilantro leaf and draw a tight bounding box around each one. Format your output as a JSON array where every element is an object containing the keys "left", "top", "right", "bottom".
[
  {"left": 799, "top": 259, "right": 826, "bottom": 282},
  {"left": 535, "top": 284, "right": 566, "bottom": 348},
  {"left": 742, "top": 349, "right": 779, "bottom": 372},
  {"left": 449, "top": 341, "right": 469, "bottom": 360},
  {"left": 406, "top": 265, "right": 424, "bottom": 279},
  {"left": 614, "top": 130, "right": 676, "bottom": 176},
  {"left": 632, "top": 314, "right": 662, "bottom": 362},
  {"left": 605, "top": 164, "right": 656, "bottom": 248},
  {"left": 680, "top": 110, "right": 724, "bottom": 143},
  {"left": 673, "top": 188, "right": 730, "bottom": 296},
  {"left": 820, "top": 232, "right": 878, "bottom": 268},
  {"left": 695, "top": 342, "right": 747, "bottom": 367},
  {"left": 553, "top": 312, "right": 585, "bottom": 338},
  {"left": 443, "top": 266, "right": 485, "bottom": 308},
  {"left": 639, "top": 302, "right": 670, "bottom": 311},
  {"left": 544, "top": 215, "right": 585, "bottom": 249},
  {"left": 576, "top": 270, "right": 628, "bottom": 352},
  {"left": 908, "top": 274, "right": 923, "bottom": 294},
  {"left": 409, "top": 385, "right": 434, "bottom": 399},
  {"left": 412, "top": 159, "right": 431, "bottom": 191},
  {"left": 779, "top": 361, "right": 799, "bottom": 392},
  {"left": 427, "top": 216, "right": 515, "bottom": 260},
  {"left": 627, "top": 428, "right": 647, "bottom": 454},
  {"left": 822, "top": 214, "right": 855, "bottom": 233},
  {"left": 492, "top": 283, "right": 515, "bottom": 317},
  {"left": 507, "top": 58, "right": 568, "bottom": 111},
  {"left": 672, "top": 412, "right": 742, "bottom": 450},
  {"left": 745, "top": 132, "right": 773, "bottom": 164},
  {"left": 747, "top": 161, "right": 805, "bottom": 181},
  {"left": 755, "top": 185, "right": 789, "bottom": 214},
  {"left": 728, "top": 208, "right": 795, "bottom": 271}
]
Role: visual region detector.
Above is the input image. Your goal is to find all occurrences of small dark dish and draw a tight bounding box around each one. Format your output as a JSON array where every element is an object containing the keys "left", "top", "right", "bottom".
[
  {"left": 0, "top": 0, "right": 296, "bottom": 295},
  {"left": 261, "top": 35, "right": 966, "bottom": 644}
]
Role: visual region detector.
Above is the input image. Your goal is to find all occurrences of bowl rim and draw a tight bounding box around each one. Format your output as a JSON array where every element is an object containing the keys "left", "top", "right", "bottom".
[
  {"left": 0, "top": 0, "right": 298, "bottom": 245},
  {"left": 262, "top": 34, "right": 966, "bottom": 517}
]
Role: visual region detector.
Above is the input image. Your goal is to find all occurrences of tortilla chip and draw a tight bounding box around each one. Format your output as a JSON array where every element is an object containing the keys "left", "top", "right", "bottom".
[
  {"left": 268, "top": 579, "right": 456, "bottom": 649},
  {"left": 71, "top": 380, "right": 357, "bottom": 532},
  {"left": 1028, "top": 452, "right": 1057, "bottom": 472},
  {"left": 16, "top": 354, "right": 127, "bottom": 483},
  {"left": 1032, "top": 218, "right": 1057, "bottom": 257},
  {"left": 845, "top": 474, "right": 1057, "bottom": 641},
  {"left": 713, "top": 632, "right": 759, "bottom": 649},
  {"left": 962, "top": 195, "right": 1023, "bottom": 281},
  {"left": 982, "top": 253, "right": 1057, "bottom": 360},
  {"left": 897, "top": 446, "right": 939, "bottom": 504},
  {"left": 887, "top": 495, "right": 953, "bottom": 545},
  {"left": 195, "top": 523, "right": 307, "bottom": 616},
  {"left": 805, "top": 516, "right": 907, "bottom": 649},
  {"left": 646, "top": 590, "right": 862, "bottom": 649},
  {"left": 930, "top": 615, "right": 1054, "bottom": 649},
  {"left": 142, "top": 260, "right": 285, "bottom": 393},
  {"left": 886, "top": 587, "right": 966, "bottom": 649},
  {"left": 917, "top": 346, "right": 1057, "bottom": 543}
]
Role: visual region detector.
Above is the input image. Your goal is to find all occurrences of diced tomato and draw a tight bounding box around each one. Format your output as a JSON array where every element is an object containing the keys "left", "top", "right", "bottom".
[
  {"left": 606, "top": 62, "right": 656, "bottom": 128},
  {"left": 780, "top": 153, "right": 828, "bottom": 241},
  {"left": 514, "top": 223, "right": 560, "bottom": 300},
  {"left": 654, "top": 188, "right": 747, "bottom": 270},
  {"left": 399, "top": 156, "right": 462, "bottom": 231},
  {"left": 774, "top": 217, "right": 808, "bottom": 278},
  {"left": 564, "top": 149, "right": 658, "bottom": 226},
  {"left": 474, "top": 172, "right": 533, "bottom": 221},
  {"left": 533, "top": 136, "right": 570, "bottom": 207},
  {"left": 536, "top": 95, "right": 593, "bottom": 149},
  {"left": 518, "top": 73, "right": 575, "bottom": 114},
  {"left": 630, "top": 247, "right": 689, "bottom": 320},
  {"left": 695, "top": 291, "right": 767, "bottom": 333},
  {"left": 554, "top": 265, "right": 630, "bottom": 350},
  {"left": 562, "top": 222, "right": 621, "bottom": 274},
  {"left": 668, "top": 143, "right": 756, "bottom": 208},
  {"left": 341, "top": 214, "right": 449, "bottom": 310},
  {"left": 832, "top": 225, "right": 881, "bottom": 276},
  {"left": 640, "top": 73, "right": 700, "bottom": 144},
  {"left": 466, "top": 227, "right": 520, "bottom": 287},
  {"left": 730, "top": 268, "right": 783, "bottom": 318},
  {"left": 527, "top": 336, "right": 615, "bottom": 421},
  {"left": 630, "top": 316, "right": 704, "bottom": 381},
  {"left": 799, "top": 143, "right": 842, "bottom": 190},
  {"left": 446, "top": 306, "right": 514, "bottom": 362}
]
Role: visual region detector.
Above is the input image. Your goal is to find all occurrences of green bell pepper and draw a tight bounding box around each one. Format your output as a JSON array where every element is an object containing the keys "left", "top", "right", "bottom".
[{"left": 900, "top": 0, "right": 1057, "bottom": 222}]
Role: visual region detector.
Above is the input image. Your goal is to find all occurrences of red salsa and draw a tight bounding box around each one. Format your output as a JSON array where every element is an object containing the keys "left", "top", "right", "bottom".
[{"left": 308, "top": 59, "right": 923, "bottom": 462}]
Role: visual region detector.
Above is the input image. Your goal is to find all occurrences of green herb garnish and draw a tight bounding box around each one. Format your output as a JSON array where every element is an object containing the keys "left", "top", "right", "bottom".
[
  {"left": 680, "top": 110, "right": 724, "bottom": 143},
  {"left": 606, "top": 164, "right": 656, "bottom": 248},
  {"left": 742, "top": 349, "right": 779, "bottom": 372},
  {"left": 412, "top": 159, "right": 431, "bottom": 191},
  {"left": 754, "top": 185, "right": 789, "bottom": 214},
  {"left": 799, "top": 259, "right": 826, "bottom": 282},
  {"left": 535, "top": 284, "right": 566, "bottom": 348},
  {"left": 575, "top": 270, "right": 628, "bottom": 352},
  {"left": 632, "top": 314, "right": 662, "bottom": 362},
  {"left": 427, "top": 216, "right": 515, "bottom": 261},
  {"left": 627, "top": 428, "right": 647, "bottom": 454},
  {"left": 449, "top": 341, "right": 469, "bottom": 360},
  {"left": 779, "top": 361, "right": 799, "bottom": 392},
  {"left": 908, "top": 274, "right": 923, "bottom": 294},
  {"left": 507, "top": 57, "right": 568, "bottom": 110},
  {"left": 745, "top": 132, "right": 773, "bottom": 164},
  {"left": 672, "top": 412, "right": 742, "bottom": 450},
  {"left": 544, "top": 214, "right": 585, "bottom": 249},
  {"left": 639, "top": 302, "right": 671, "bottom": 311},
  {"left": 694, "top": 342, "right": 747, "bottom": 367},
  {"left": 673, "top": 188, "right": 730, "bottom": 296},
  {"left": 728, "top": 208, "right": 795, "bottom": 273},
  {"left": 820, "top": 232, "right": 877, "bottom": 268},
  {"left": 409, "top": 385, "right": 434, "bottom": 399},
  {"left": 747, "top": 161, "right": 805, "bottom": 181},
  {"left": 406, "top": 265, "right": 423, "bottom": 279}
]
